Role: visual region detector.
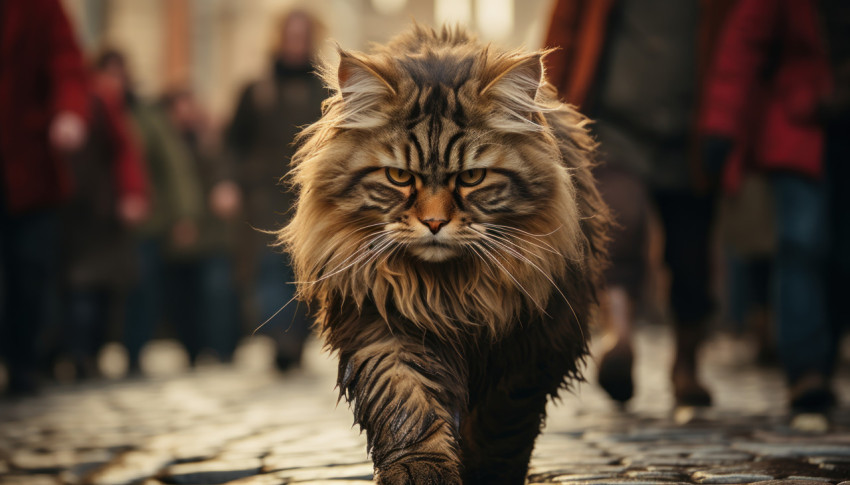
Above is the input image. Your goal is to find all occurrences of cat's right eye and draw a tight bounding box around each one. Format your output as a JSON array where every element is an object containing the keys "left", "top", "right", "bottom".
[{"left": 385, "top": 167, "right": 414, "bottom": 187}]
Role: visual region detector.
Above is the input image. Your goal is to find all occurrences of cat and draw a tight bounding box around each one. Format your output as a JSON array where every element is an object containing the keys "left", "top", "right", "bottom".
[{"left": 279, "top": 25, "right": 609, "bottom": 485}]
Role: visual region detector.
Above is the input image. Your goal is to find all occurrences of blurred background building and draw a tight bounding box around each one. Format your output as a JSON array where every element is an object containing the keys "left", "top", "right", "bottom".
[{"left": 60, "top": 0, "right": 552, "bottom": 122}]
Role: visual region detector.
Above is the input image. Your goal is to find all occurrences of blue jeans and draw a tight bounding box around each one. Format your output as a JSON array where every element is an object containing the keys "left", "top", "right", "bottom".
[
  {"left": 772, "top": 174, "right": 834, "bottom": 383},
  {"left": 255, "top": 247, "right": 309, "bottom": 358},
  {"left": 66, "top": 289, "right": 110, "bottom": 366},
  {"left": 199, "top": 255, "right": 239, "bottom": 361},
  {"left": 124, "top": 238, "right": 163, "bottom": 369},
  {"left": 166, "top": 254, "right": 239, "bottom": 362}
]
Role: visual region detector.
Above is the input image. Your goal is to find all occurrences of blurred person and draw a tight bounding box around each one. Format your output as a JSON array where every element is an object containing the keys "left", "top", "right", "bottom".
[
  {"left": 95, "top": 50, "right": 205, "bottom": 375},
  {"left": 161, "top": 88, "right": 241, "bottom": 365},
  {"left": 544, "top": 0, "right": 736, "bottom": 406},
  {"left": 58, "top": 58, "right": 150, "bottom": 380},
  {"left": 701, "top": 0, "right": 850, "bottom": 413},
  {"left": 0, "top": 0, "right": 89, "bottom": 395},
  {"left": 717, "top": 175, "right": 775, "bottom": 365},
  {"left": 226, "top": 10, "right": 326, "bottom": 370}
]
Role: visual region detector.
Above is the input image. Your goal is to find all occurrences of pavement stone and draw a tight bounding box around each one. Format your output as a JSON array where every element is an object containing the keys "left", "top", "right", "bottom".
[
  {"left": 691, "top": 472, "right": 776, "bottom": 484},
  {"left": 1, "top": 327, "right": 849, "bottom": 484}
]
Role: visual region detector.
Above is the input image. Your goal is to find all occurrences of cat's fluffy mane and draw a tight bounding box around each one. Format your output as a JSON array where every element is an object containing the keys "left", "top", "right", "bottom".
[{"left": 279, "top": 25, "right": 608, "bottom": 342}]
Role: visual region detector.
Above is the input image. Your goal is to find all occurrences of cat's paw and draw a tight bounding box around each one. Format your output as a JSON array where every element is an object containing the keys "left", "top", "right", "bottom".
[{"left": 376, "top": 462, "right": 461, "bottom": 485}]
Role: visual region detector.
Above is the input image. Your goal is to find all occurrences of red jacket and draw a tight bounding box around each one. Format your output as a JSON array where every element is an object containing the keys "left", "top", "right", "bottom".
[
  {"left": 0, "top": 0, "right": 89, "bottom": 214},
  {"left": 89, "top": 74, "right": 149, "bottom": 200},
  {"left": 700, "top": 0, "right": 833, "bottom": 189}
]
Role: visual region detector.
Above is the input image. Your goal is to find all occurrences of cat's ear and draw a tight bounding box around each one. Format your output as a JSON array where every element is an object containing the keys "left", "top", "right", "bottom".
[
  {"left": 480, "top": 52, "right": 549, "bottom": 132},
  {"left": 336, "top": 49, "right": 396, "bottom": 129},
  {"left": 480, "top": 53, "right": 543, "bottom": 100},
  {"left": 338, "top": 51, "right": 396, "bottom": 97}
]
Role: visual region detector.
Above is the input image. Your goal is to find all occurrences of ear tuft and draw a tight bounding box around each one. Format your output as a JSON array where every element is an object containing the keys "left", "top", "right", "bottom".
[
  {"left": 337, "top": 50, "right": 397, "bottom": 98},
  {"left": 335, "top": 50, "right": 396, "bottom": 129},
  {"left": 480, "top": 53, "right": 543, "bottom": 101},
  {"left": 480, "top": 53, "right": 549, "bottom": 132}
]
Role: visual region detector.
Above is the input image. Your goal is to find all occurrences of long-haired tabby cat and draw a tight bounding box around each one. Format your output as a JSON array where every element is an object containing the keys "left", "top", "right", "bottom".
[{"left": 279, "top": 25, "right": 609, "bottom": 485}]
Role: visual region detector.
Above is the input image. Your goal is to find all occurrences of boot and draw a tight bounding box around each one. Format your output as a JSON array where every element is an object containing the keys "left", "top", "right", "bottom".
[
  {"left": 672, "top": 323, "right": 712, "bottom": 407},
  {"left": 597, "top": 287, "right": 635, "bottom": 403},
  {"left": 598, "top": 335, "right": 634, "bottom": 403}
]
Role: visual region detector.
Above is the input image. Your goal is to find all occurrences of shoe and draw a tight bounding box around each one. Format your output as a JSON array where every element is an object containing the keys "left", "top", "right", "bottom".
[
  {"left": 755, "top": 344, "right": 778, "bottom": 367},
  {"left": 672, "top": 323, "right": 712, "bottom": 407},
  {"left": 275, "top": 338, "right": 305, "bottom": 372},
  {"left": 597, "top": 338, "right": 634, "bottom": 403},
  {"left": 672, "top": 364, "right": 712, "bottom": 407},
  {"left": 790, "top": 373, "right": 835, "bottom": 414},
  {"left": 5, "top": 371, "right": 40, "bottom": 398},
  {"left": 125, "top": 361, "right": 144, "bottom": 379},
  {"left": 274, "top": 353, "right": 301, "bottom": 372}
]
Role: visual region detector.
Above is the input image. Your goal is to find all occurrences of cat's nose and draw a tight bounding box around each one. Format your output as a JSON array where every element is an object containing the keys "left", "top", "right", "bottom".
[{"left": 420, "top": 217, "right": 449, "bottom": 235}]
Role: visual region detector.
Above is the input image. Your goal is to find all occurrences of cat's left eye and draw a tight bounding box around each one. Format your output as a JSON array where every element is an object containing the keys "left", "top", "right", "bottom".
[
  {"left": 457, "top": 168, "right": 486, "bottom": 187},
  {"left": 386, "top": 167, "right": 414, "bottom": 186}
]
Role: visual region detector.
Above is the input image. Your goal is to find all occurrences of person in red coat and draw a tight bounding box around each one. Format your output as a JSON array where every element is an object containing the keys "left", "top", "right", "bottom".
[
  {"left": 544, "top": 0, "right": 735, "bottom": 407},
  {"left": 0, "top": 0, "right": 89, "bottom": 395},
  {"left": 59, "top": 66, "right": 150, "bottom": 380},
  {"left": 700, "top": 0, "right": 849, "bottom": 413}
]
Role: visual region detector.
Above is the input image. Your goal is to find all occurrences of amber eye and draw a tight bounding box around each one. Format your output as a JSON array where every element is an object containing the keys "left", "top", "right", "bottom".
[
  {"left": 385, "top": 167, "right": 414, "bottom": 186},
  {"left": 457, "top": 168, "right": 486, "bottom": 187}
]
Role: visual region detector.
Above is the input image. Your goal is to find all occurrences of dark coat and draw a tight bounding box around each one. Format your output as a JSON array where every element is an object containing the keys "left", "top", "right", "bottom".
[
  {"left": 544, "top": 0, "right": 734, "bottom": 110},
  {"left": 62, "top": 75, "right": 149, "bottom": 287},
  {"left": 543, "top": 0, "right": 737, "bottom": 190},
  {"left": 700, "top": 0, "right": 833, "bottom": 189},
  {"left": 226, "top": 65, "right": 325, "bottom": 233},
  {"left": 0, "top": 0, "right": 89, "bottom": 214}
]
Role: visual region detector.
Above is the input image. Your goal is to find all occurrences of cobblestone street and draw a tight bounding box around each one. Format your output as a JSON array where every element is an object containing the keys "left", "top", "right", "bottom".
[{"left": 2, "top": 326, "right": 850, "bottom": 485}]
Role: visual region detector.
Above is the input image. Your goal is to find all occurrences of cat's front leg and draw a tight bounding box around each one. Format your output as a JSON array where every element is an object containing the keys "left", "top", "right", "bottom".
[
  {"left": 337, "top": 336, "right": 465, "bottom": 484},
  {"left": 460, "top": 373, "right": 551, "bottom": 485}
]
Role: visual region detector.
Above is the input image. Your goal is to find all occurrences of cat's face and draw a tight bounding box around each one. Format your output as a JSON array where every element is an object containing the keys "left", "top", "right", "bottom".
[
  {"left": 321, "top": 51, "right": 561, "bottom": 262},
  {"left": 338, "top": 128, "right": 554, "bottom": 262},
  {"left": 282, "top": 26, "right": 595, "bottom": 332}
]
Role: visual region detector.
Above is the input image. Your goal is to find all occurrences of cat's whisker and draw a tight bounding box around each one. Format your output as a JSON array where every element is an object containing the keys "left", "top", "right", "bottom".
[
  {"left": 473, "top": 241, "right": 548, "bottom": 315},
  {"left": 308, "top": 229, "right": 392, "bottom": 276},
  {"left": 317, "top": 229, "right": 394, "bottom": 271},
  {"left": 464, "top": 243, "right": 498, "bottom": 280},
  {"left": 310, "top": 240, "right": 382, "bottom": 282},
  {"left": 482, "top": 222, "right": 564, "bottom": 240},
  {"left": 487, "top": 230, "right": 563, "bottom": 257},
  {"left": 357, "top": 235, "right": 400, "bottom": 272},
  {"left": 471, "top": 229, "right": 550, "bottom": 262},
  {"left": 251, "top": 294, "right": 299, "bottom": 335},
  {"left": 371, "top": 238, "right": 403, "bottom": 274},
  {"left": 462, "top": 242, "right": 495, "bottom": 280},
  {"left": 480, "top": 236, "right": 559, "bottom": 288},
  {"left": 300, "top": 233, "right": 393, "bottom": 285},
  {"left": 481, "top": 223, "right": 580, "bottom": 261},
  {"left": 480, "top": 224, "right": 561, "bottom": 252},
  {"left": 478, "top": 236, "right": 580, "bottom": 333}
]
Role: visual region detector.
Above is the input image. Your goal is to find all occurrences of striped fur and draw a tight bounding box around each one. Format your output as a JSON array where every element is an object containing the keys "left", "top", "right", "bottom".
[{"left": 279, "top": 25, "right": 609, "bottom": 485}]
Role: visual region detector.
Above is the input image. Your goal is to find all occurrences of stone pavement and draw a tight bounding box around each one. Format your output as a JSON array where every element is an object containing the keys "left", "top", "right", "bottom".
[{"left": 1, "top": 326, "right": 850, "bottom": 485}]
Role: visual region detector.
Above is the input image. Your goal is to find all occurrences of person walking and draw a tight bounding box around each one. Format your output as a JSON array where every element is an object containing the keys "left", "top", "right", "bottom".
[
  {"left": 162, "top": 88, "right": 241, "bottom": 365},
  {"left": 226, "top": 10, "right": 326, "bottom": 370},
  {"left": 544, "top": 0, "right": 736, "bottom": 406},
  {"left": 94, "top": 50, "right": 204, "bottom": 375},
  {"left": 700, "top": 0, "right": 849, "bottom": 413},
  {"left": 0, "top": 0, "right": 89, "bottom": 395},
  {"left": 59, "top": 60, "right": 150, "bottom": 380}
]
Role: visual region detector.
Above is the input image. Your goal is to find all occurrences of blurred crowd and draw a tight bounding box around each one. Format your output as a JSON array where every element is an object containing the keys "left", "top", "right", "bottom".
[
  {"left": 0, "top": 1, "right": 324, "bottom": 395},
  {"left": 545, "top": 0, "right": 849, "bottom": 415},
  {"left": 1, "top": 0, "right": 848, "bottom": 417}
]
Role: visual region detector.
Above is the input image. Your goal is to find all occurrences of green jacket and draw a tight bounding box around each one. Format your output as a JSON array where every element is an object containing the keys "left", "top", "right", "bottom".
[{"left": 129, "top": 101, "right": 203, "bottom": 238}]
